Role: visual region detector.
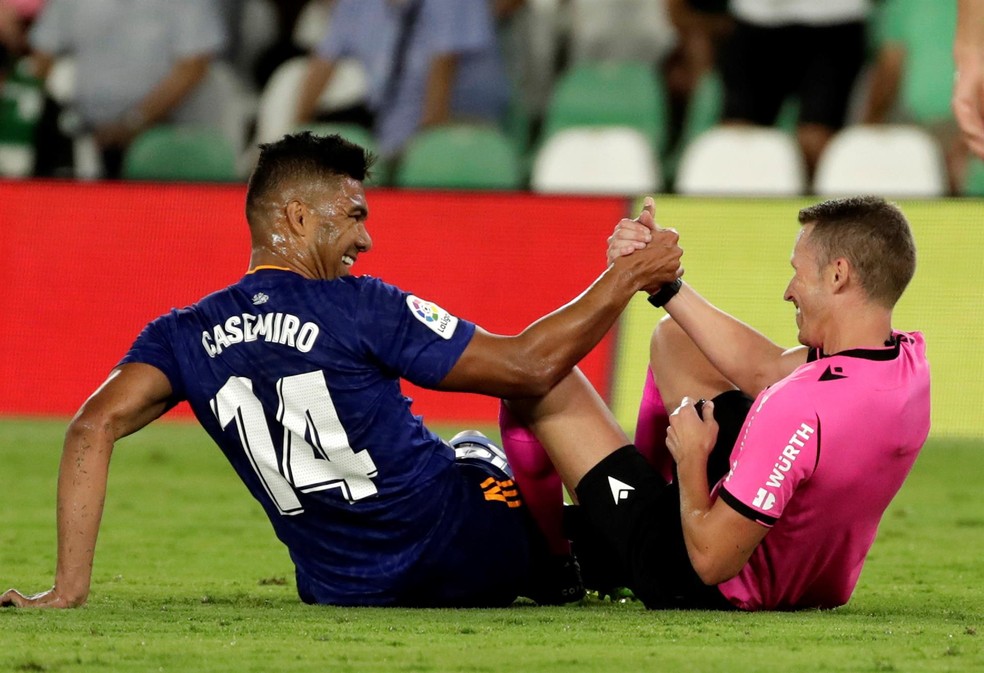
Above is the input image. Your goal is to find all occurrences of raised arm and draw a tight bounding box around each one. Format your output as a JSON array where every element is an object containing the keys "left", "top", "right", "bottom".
[
  {"left": 607, "top": 201, "right": 805, "bottom": 396},
  {"left": 661, "top": 284, "right": 806, "bottom": 397},
  {"left": 1, "top": 364, "right": 174, "bottom": 608},
  {"left": 439, "top": 201, "right": 683, "bottom": 398},
  {"left": 954, "top": 0, "right": 984, "bottom": 158}
]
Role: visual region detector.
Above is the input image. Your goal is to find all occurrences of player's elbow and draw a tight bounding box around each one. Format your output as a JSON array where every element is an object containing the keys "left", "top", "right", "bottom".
[{"left": 689, "top": 551, "right": 744, "bottom": 586}]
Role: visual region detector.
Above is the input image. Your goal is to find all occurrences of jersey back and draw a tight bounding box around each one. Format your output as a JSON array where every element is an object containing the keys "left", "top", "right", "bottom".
[{"left": 121, "top": 269, "right": 478, "bottom": 604}]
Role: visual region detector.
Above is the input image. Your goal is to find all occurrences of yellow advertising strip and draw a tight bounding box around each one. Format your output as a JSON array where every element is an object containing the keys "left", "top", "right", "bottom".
[{"left": 611, "top": 197, "right": 984, "bottom": 439}]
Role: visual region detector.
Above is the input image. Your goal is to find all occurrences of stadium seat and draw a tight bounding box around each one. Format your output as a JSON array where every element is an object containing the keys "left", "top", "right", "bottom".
[
  {"left": 122, "top": 126, "right": 240, "bottom": 182},
  {"left": 254, "top": 56, "right": 368, "bottom": 145},
  {"left": 394, "top": 125, "right": 524, "bottom": 190},
  {"left": 541, "top": 62, "right": 670, "bottom": 156},
  {"left": 297, "top": 122, "right": 377, "bottom": 153},
  {"left": 530, "top": 126, "right": 661, "bottom": 195},
  {"left": 674, "top": 126, "right": 806, "bottom": 196},
  {"left": 813, "top": 124, "right": 947, "bottom": 197}
]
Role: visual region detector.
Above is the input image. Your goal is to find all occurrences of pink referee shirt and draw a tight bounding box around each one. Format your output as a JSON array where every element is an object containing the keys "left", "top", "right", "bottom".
[{"left": 714, "top": 331, "right": 930, "bottom": 610}]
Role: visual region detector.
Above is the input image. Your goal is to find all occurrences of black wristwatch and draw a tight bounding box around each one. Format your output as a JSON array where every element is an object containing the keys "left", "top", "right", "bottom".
[{"left": 647, "top": 278, "right": 683, "bottom": 308}]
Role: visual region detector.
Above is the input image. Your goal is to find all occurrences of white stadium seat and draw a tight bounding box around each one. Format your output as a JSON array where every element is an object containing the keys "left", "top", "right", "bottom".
[
  {"left": 253, "top": 56, "right": 368, "bottom": 145},
  {"left": 530, "top": 126, "right": 661, "bottom": 195},
  {"left": 674, "top": 126, "right": 807, "bottom": 196},
  {"left": 813, "top": 124, "right": 947, "bottom": 198}
]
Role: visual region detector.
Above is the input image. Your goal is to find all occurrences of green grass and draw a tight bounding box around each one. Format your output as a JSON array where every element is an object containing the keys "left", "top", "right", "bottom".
[{"left": 1, "top": 418, "right": 981, "bottom": 672}]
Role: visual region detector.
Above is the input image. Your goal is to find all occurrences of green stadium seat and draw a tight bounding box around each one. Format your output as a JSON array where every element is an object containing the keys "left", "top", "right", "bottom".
[
  {"left": 122, "top": 126, "right": 240, "bottom": 182},
  {"left": 295, "top": 122, "right": 377, "bottom": 154},
  {"left": 541, "top": 62, "right": 670, "bottom": 156},
  {"left": 294, "top": 122, "right": 390, "bottom": 185},
  {"left": 394, "top": 125, "right": 523, "bottom": 190}
]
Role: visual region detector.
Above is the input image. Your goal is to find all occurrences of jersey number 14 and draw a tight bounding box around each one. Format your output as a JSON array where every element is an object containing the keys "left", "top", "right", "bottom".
[{"left": 211, "top": 371, "right": 378, "bottom": 515}]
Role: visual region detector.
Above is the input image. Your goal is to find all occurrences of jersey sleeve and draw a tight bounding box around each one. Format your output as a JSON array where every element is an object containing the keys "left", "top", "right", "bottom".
[
  {"left": 717, "top": 380, "right": 820, "bottom": 527},
  {"left": 118, "top": 312, "right": 188, "bottom": 403},
  {"left": 354, "top": 278, "right": 476, "bottom": 388}
]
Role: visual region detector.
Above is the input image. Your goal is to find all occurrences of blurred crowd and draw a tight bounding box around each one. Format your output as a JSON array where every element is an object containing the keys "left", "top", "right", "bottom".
[{"left": 0, "top": 0, "right": 976, "bottom": 195}]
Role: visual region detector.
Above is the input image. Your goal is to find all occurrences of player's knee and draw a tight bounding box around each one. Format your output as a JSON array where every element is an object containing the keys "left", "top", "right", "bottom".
[
  {"left": 449, "top": 430, "right": 513, "bottom": 478},
  {"left": 650, "top": 315, "right": 685, "bottom": 367}
]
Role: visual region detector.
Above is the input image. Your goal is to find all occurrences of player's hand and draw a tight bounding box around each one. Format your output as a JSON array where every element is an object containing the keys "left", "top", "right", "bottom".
[
  {"left": 666, "top": 397, "right": 718, "bottom": 469},
  {"left": 607, "top": 196, "right": 659, "bottom": 265},
  {"left": 1, "top": 586, "right": 83, "bottom": 609},
  {"left": 953, "top": 47, "right": 984, "bottom": 159}
]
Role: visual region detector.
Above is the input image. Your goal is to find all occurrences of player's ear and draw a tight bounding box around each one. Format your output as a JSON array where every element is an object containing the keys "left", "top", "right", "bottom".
[
  {"left": 285, "top": 199, "right": 307, "bottom": 235},
  {"left": 829, "top": 257, "right": 851, "bottom": 292}
]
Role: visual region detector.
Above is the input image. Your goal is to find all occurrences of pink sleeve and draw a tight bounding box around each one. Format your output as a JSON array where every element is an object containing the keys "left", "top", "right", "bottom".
[{"left": 717, "top": 383, "right": 819, "bottom": 526}]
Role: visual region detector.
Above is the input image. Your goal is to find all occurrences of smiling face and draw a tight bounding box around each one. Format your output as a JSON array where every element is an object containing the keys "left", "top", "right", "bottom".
[
  {"left": 303, "top": 176, "right": 371, "bottom": 280},
  {"left": 783, "top": 224, "right": 832, "bottom": 348}
]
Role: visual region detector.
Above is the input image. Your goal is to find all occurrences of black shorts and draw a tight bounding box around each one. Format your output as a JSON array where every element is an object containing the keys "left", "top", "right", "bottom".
[
  {"left": 719, "top": 19, "right": 866, "bottom": 128},
  {"left": 571, "top": 390, "right": 753, "bottom": 609}
]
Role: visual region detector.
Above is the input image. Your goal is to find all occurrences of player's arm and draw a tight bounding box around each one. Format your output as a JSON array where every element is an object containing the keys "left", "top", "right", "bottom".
[
  {"left": 666, "top": 397, "right": 768, "bottom": 584},
  {"left": 438, "top": 202, "right": 683, "bottom": 398},
  {"left": 954, "top": 0, "right": 984, "bottom": 158},
  {"left": 0, "top": 364, "right": 174, "bottom": 609},
  {"left": 607, "top": 207, "right": 806, "bottom": 396},
  {"left": 662, "top": 284, "right": 807, "bottom": 396}
]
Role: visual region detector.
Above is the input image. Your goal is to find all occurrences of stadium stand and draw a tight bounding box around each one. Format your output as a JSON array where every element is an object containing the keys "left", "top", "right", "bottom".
[
  {"left": 813, "top": 124, "right": 947, "bottom": 198},
  {"left": 674, "top": 126, "right": 806, "bottom": 196},
  {"left": 254, "top": 55, "right": 368, "bottom": 145},
  {"left": 395, "top": 124, "right": 523, "bottom": 191},
  {"left": 541, "top": 61, "right": 670, "bottom": 157},
  {"left": 122, "top": 126, "right": 240, "bottom": 182},
  {"left": 530, "top": 126, "right": 660, "bottom": 195}
]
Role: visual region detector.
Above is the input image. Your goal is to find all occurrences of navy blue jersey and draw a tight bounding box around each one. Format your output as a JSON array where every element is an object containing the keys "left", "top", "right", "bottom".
[{"left": 121, "top": 269, "right": 485, "bottom": 604}]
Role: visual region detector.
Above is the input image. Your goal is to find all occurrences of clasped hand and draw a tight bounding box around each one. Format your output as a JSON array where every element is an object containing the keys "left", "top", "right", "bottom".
[{"left": 608, "top": 196, "right": 683, "bottom": 294}]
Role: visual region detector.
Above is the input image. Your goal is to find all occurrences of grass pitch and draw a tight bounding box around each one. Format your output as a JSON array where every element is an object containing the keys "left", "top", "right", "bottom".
[{"left": 1, "top": 418, "right": 981, "bottom": 673}]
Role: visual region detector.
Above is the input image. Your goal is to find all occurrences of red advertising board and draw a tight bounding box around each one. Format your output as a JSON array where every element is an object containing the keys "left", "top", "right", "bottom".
[{"left": 0, "top": 180, "right": 626, "bottom": 423}]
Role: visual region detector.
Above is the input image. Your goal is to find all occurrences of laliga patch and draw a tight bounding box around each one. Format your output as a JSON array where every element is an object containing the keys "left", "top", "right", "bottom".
[{"left": 406, "top": 295, "right": 458, "bottom": 340}]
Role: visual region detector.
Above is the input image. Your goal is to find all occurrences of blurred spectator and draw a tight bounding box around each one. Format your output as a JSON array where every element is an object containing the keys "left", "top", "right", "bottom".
[
  {"left": 0, "top": 0, "right": 43, "bottom": 74},
  {"left": 862, "top": 0, "right": 964, "bottom": 192},
  {"left": 717, "top": 0, "right": 871, "bottom": 175},
  {"left": 566, "top": 0, "right": 678, "bottom": 66},
  {"left": 251, "top": 0, "right": 316, "bottom": 90},
  {"left": 28, "top": 0, "right": 228, "bottom": 178},
  {"left": 953, "top": 0, "right": 984, "bottom": 160},
  {"left": 296, "top": 0, "right": 510, "bottom": 161}
]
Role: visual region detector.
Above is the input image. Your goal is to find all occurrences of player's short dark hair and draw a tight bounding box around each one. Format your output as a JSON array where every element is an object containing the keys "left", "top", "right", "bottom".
[
  {"left": 245, "top": 131, "right": 375, "bottom": 223},
  {"left": 797, "top": 196, "right": 916, "bottom": 308}
]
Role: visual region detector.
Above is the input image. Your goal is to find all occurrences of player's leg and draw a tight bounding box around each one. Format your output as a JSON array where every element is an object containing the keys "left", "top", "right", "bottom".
[
  {"left": 498, "top": 402, "right": 569, "bottom": 557},
  {"left": 649, "top": 314, "right": 737, "bottom": 410},
  {"left": 447, "top": 429, "right": 583, "bottom": 605},
  {"left": 505, "top": 369, "right": 732, "bottom": 608}
]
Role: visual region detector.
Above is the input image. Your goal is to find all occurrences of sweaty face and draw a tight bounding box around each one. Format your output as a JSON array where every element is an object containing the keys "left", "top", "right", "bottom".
[
  {"left": 783, "top": 225, "right": 831, "bottom": 349},
  {"left": 307, "top": 177, "right": 371, "bottom": 280}
]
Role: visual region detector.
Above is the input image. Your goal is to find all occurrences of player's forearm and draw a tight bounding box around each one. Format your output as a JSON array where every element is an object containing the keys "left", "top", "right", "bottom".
[
  {"left": 664, "top": 283, "right": 787, "bottom": 395},
  {"left": 52, "top": 417, "right": 115, "bottom": 606},
  {"left": 512, "top": 266, "right": 639, "bottom": 389},
  {"left": 675, "top": 458, "right": 723, "bottom": 583}
]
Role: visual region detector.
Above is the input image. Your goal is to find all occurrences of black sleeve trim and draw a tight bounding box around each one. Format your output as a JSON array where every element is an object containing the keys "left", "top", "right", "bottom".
[{"left": 719, "top": 487, "right": 778, "bottom": 527}]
